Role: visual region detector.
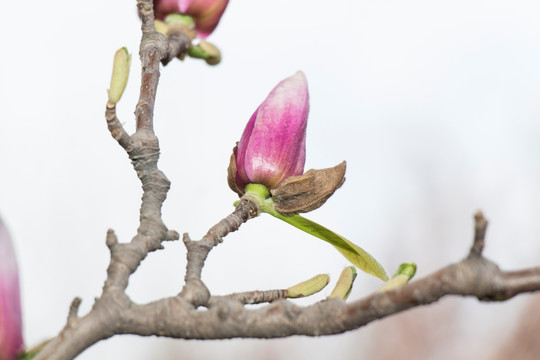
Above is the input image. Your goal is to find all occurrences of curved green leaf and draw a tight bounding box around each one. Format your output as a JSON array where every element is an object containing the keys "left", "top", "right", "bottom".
[{"left": 262, "top": 199, "right": 388, "bottom": 281}]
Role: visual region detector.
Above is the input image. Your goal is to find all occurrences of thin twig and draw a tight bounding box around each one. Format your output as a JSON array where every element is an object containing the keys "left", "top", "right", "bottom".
[
  {"left": 67, "top": 298, "right": 81, "bottom": 323},
  {"left": 105, "top": 103, "right": 133, "bottom": 152},
  {"left": 215, "top": 289, "right": 289, "bottom": 305},
  {"left": 179, "top": 198, "right": 259, "bottom": 306},
  {"left": 135, "top": 0, "right": 167, "bottom": 131},
  {"left": 469, "top": 210, "right": 488, "bottom": 257}
]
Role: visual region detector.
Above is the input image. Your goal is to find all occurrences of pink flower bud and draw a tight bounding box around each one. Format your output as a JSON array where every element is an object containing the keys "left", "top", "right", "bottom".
[
  {"left": 154, "top": 0, "right": 229, "bottom": 38},
  {"left": 231, "top": 71, "right": 309, "bottom": 194},
  {"left": 0, "top": 218, "right": 23, "bottom": 360}
]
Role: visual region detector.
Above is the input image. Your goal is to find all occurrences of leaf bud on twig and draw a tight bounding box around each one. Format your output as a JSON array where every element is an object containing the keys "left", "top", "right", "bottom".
[
  {"left": 287, "top": 274, "right": 330, "bottom": 298},
  {"left": 327, "top": 266, "right": 357, "bottom": 300},
  {"left": 107, "top": 47, "right": 131, "bottom": 104},
  {"left": 378, "top": 263, "right": 417, "bottom": 292}
]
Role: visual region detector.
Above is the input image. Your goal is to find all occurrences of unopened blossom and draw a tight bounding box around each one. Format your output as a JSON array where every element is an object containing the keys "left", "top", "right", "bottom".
[
  {"left": 0, "top": 218, "right": 23, "bottom": 360},
  {"left": 153, "top": 0, "right": 229, "bottom": 38},
  {"left": 228, "top": 71, "right": 309, "bottom": 195}
]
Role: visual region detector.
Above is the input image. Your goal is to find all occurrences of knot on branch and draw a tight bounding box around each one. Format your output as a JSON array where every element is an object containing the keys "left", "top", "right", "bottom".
[
  {"left": 208, "top": 298, "right": 245, "bottom": 323},
  {"left": 128, "top": 131, "right": 171, "bottom": 196},
  {"left": 130, "top": 129, "right": 159, "bottom": 152},
  {"left": 180, "top": 279, "right": 211, "bottom": 307},
  {"left": 443, "top": 256, "right": 501, "bottom": 300},
  {"left": 163, "top": 29, "right": 192, "bottom": 65},
  {"left": 140, "top": 32, "right": 168, "bottom": 63},
  {"left": 138, "top": 220, "right": 171, "bottom": 252},
  {"left": 235, "top": 198, "right": 260, "bottom": 221}
]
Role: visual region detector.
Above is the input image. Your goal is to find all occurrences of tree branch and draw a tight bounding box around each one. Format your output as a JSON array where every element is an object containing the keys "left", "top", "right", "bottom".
[
  {"left": 33, "top": 1, "right": 540, "bottom": 359},
  {"left": 214, "top": 289, "right": 290, "bottom": 305},
  {"left": 135, "top": 0, "right": 167, "bottom": 131},
  {"left": 179, "top": 198, "right": 259, "bottom": 306},
  {"left": 162, "top": 27, "right": 193, "bottom": 65},
  {"left": 37, "top": 192, "right": 540, "bottom": 360},
  {"left": 469, "top": 210, "right": 488, "bottom": 258},
  {"left": 35, "top": 1, "right": 177, "bottom": 358}
]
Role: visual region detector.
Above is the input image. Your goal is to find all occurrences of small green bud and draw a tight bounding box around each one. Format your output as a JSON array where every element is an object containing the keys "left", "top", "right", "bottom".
[
  {"left": 188, "top": 45, "right": 209, "bottom": 59},
  {"left": 287, "top": 274, "right": 330, "bottom": 298},
  {"left": 199, "top": 40, "right": 221, "bottom": 65},
  {"left": 107, "top": 47, "right": 131, "bottom": 104},
  {"left": 378, "top": 263, "right": 417, "bottom": 292},
  {"left": 328, "top": 266, "right": 357, "bottom": 299},
  {"left": 188, "top": 41, "right": 222, "bottom": 65}
]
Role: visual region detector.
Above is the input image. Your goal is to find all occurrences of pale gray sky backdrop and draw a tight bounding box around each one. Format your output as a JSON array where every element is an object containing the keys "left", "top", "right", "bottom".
[{"left": 1, "top": 1, "right": 540, "bottom": 359}]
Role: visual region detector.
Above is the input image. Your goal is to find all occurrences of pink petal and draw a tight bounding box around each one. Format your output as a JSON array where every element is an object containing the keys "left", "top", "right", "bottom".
[
  {"left": 238, "top": 71, "right": 309, "bottom": 190},
  {"left": 0, "top": 218, "right": 23, "bottom": 360}
]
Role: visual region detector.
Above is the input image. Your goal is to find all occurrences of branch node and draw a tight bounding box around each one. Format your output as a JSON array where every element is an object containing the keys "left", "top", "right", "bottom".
[
  {"left": 166, "top": 230, "right": 180, "bottom": 241},
  {"left": 105, "top": 103, "right": 134, "bottom": 151},
  {"left": 106, "top": 229, "right": 119, "bottom": 249},
  {"left": 67, "top": 297, "right": 82, "bottom": 323},
  {"left": 182, "top": 232, "right": 192, "bottom": 245},
  {"left": 179, "top": 279, "right": 211, "bottom": 307},
  {"left": 162, "top": 29, "right": 192, "bottom": 65}
]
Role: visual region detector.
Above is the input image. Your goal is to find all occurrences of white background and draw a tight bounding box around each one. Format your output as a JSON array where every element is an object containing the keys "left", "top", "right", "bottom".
[{"left": 1, "top": 0, "right": 540, "bottom": 359}]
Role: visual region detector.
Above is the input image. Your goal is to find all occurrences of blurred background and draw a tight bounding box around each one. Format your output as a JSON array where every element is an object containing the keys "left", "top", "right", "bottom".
[{"left": 1, "top": 0, "right": 540, "bottom": 359}]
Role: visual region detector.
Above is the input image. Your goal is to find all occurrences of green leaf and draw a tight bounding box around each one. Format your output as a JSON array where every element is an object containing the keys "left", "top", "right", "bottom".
[{"left": 261, "top": 199, "right": 388, "bottom": 281}]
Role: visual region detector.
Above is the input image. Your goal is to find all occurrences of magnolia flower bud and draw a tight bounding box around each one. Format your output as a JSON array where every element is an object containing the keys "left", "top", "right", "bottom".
[
  {"left": 0, "top": 218, "right": 23, "bottom": 360},
  {"left": 153, "top": 0, "right": 229, "bottom": 38},
  {"left": 228, "top": 71, "right": 309, "bottom": 195}
]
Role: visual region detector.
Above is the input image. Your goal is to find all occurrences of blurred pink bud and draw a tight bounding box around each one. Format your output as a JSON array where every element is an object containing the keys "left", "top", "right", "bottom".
[
  {"left": 154, "top": 0, "right": 229, "bottom": 38},
  {"left": 231, "top": 71, "right": 309, "bottom": 194},
  {"left": 0, "top": 218, "right": 23, "bottom": 360}
]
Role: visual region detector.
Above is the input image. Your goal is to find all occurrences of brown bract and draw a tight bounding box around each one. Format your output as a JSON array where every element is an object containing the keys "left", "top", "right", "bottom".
[
  {"left": 226, "top": 144, "right": 243, "bottom": 196},
  {"left": 272, "top": 161, "right": 346, "bottom": 215}
]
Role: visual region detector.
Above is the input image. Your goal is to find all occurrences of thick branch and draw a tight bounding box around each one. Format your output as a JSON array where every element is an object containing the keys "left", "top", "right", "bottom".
[
  {"left": 55, "top": 256, "right": 540, "bottom": 342},
  {"left": 111, "top": 256, "right": 540, "bottom": 338},
  {"left": 36, "top": 197, "right": 540, "bottom": 360},
  {"left": 35, "top": 1, "right": 176, "bottom": 358}
]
